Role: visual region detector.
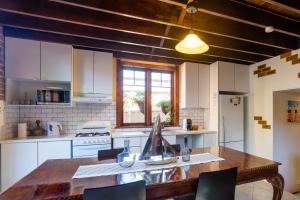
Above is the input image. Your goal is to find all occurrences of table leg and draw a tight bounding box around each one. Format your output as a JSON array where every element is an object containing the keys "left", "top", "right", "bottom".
[{"left": 267, "top": 174, "right": 284, "bottom": 200}]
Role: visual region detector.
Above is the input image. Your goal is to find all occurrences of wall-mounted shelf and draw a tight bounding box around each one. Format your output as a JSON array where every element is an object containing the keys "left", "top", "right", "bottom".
[{"left": 6, "top": 78, "right": 72, "bottom": 106}]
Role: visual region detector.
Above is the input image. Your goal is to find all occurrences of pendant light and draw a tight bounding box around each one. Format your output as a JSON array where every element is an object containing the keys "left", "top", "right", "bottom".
[{"left": 175, "top": 1, "right": 209, "bottom": 54}]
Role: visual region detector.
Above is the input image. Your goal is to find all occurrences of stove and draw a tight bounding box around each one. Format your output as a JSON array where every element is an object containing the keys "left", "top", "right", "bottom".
[
  {"left": 72, "top": 121, "right": 112, "bottom": 158},
  {"left": 75, "top": 132, "right": 110, "bottom": 137}
]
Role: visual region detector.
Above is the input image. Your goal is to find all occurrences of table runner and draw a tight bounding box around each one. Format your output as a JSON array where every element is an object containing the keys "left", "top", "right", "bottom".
[{"left": 73, "top": 153, "right": 224, "bottom": 179}]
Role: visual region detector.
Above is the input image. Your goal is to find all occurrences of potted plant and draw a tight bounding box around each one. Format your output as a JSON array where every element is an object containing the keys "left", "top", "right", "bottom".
[
  {"left": 156, "top": 100, "right": 171, "bottom": 115},
  {"left": 132, "top": 91, "right": 145, "bottom": 114}
]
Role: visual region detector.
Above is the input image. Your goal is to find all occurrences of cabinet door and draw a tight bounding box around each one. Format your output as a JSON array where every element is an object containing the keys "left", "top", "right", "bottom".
[
  {"left": 1, "top": 142, "right": 38, "bottom": 192},
  {"left": 163, "top": 135, "right": 176, "bottom": 145},
  {"left": 198, "top": 64, "right": 210, "bottom": 108},
  {"left": 203, "top": 133, "right": 217, "bottom": 148},
  {"left": 130, "top": 146, "right": 141, "bottom": 154},
  {"left": 37, "top": 141, "right": 71, "bottom": 165},
  {"left": 113, "top": 137, "right": 141, "bottom": 148},
  {"left": 180, "top": 62, "right": 199, "bottom": 108},
  {"left": 5, "top": 37, "right": 41, "bottom": 80},
  {"left": 218, "top": 62, "right": 235, "bottom": 92},
  {"left": 234, "top": 64, "right": 249, "bottom": 93},
  {"left": 73, "top": 49, "right": 94, "bottom": 95},
  {"left": 41, "top": 42, "right": 72, "bottom": 82},
  {"left": 93, "top": 51, "right": 113, "bottom": 95}
]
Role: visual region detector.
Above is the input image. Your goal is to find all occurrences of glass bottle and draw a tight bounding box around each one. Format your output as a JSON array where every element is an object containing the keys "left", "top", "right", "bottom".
[
  {"left": 117, "top": 140, "right": 136, "bottom": 168},
  {"left": 181, "top": 136, "right": 190, "bottom": 162}
]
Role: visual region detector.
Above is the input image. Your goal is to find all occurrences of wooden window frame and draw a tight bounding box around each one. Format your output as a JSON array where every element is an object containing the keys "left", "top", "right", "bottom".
[{"left": 116, "top": 59, "right": 179, "bottom": 128}]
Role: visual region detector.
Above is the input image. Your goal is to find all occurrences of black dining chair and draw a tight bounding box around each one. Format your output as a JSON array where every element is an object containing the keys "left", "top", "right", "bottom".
[
  {"left": 195, "top": 167, "right": 237, "bottom": 200},
  {"left": 98, "top": 148, "right": 123, "bottom": 161},
  {"left": 83, "top": 180, "right": 146, "bottom": 200},
  {"left": 175, "top": 167, "right": 237, "bottom": 200}
]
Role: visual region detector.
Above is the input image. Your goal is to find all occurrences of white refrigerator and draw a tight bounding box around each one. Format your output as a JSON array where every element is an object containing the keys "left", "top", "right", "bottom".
[{"left": 219, "top": 94, "right": 244, "bottom": 152}]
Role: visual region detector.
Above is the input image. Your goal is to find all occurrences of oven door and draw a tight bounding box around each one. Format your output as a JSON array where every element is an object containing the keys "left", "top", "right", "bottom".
[{"left": 72, "top": 144, "right": 111, "bottom": 158}]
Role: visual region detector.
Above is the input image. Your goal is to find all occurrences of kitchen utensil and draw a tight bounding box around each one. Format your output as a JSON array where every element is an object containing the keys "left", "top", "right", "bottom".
[{"left": 31, "top": 120, "right": 45, "bottom": 136}]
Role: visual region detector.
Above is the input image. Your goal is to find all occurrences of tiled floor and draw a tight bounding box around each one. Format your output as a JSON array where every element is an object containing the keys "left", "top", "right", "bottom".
[{"left": 236, "top": 180, "right": 297, "bottom": 200}]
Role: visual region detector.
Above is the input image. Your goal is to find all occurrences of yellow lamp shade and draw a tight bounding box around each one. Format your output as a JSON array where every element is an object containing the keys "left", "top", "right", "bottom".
[{"left": 175, "top": 33, "right": 209, "bottom": 54}]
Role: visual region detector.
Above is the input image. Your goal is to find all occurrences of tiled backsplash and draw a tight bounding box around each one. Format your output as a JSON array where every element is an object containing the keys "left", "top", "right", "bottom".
[
  {"left": 3, "top": 104, "right": 205, "bottom": 139},
  {"left": 179, "top": 108, "right": 205, "bottom": 128},
  {"left": 3, "top": 103, "right": 116, "bottom": 138}
]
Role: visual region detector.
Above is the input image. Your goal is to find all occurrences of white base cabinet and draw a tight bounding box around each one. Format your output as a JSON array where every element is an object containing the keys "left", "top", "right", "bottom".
[
  {"left": 1, "top": 140, "right": 71, "bottom": 192},
  {"left": 37, "top": 141, "right": 71, "bottom": 165},
  {"left": 113, "top": 137, "right": 142, "bottom": 153},
  {"left": 1, "top": 142, "right": 38, "bottom": 192}
]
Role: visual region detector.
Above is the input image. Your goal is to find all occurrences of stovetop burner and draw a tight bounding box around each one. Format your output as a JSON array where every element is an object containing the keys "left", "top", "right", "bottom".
[{"left": 75, "top": 132, "right": 110, "bottom": 137}]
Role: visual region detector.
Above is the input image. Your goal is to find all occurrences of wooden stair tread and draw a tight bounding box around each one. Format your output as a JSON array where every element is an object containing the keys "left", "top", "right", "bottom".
[{"left": 280, "top": 51, "right": 292, "bottom": 59}]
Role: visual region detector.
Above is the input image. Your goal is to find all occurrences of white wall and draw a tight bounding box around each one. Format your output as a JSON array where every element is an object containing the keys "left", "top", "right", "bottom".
[
  {"left": 249, "top": 49, "right": 300, "bottom": 159},
  {"left": 273, "top": 91, "right": 300, "bottom": 193}
]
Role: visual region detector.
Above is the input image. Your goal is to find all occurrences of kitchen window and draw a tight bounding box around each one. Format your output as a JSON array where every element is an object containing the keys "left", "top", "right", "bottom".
[{"left": 116, "top": 60, "right": 179, "bottom": 127}]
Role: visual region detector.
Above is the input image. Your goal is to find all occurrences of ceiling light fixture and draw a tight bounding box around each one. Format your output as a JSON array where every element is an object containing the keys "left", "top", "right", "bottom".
[
  {"left": 175, "top": 1, "right": 209, "bottom": 54},
  {"left": 265, "top": 26, "right": 274, "bottom": 33}
]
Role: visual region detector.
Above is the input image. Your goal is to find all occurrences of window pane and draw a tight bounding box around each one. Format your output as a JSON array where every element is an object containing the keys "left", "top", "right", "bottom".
[
  {"left": 151, "top": 72, "right": 172, "bottom": 124},
  {"left": 123, "top": 70, "right": 134, "bottom": 85},
  {"left": 123, "top": 69, "right": 145, "bottom": 123},
  {"left": 162, "top": 73, "right": 171, "bottom": 88},
  {"left": 151, "top": 72, "right": 161, "bottom": 87},
  {"left": 135, "top": 71, "right": 145, "bottom": 86}
]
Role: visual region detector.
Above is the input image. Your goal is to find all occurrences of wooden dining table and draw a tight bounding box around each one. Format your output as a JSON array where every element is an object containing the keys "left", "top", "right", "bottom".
[{"left": 0, "top": 147, "right": 284, "bottom": 200}]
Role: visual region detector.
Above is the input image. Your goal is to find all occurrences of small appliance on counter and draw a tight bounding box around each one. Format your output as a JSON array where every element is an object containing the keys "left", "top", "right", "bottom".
[
  {"left": 29, "top": 120, "right": 45, "bottom": 136},
  {"left": 47, "top": 122, "right": 63, "bottom": 136},
  {"left": 182, "top": 118, "right": 192, "bottom": 131}
]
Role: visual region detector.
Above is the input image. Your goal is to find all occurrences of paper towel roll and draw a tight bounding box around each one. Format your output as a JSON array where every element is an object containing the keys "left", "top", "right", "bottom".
[{"left": 18, "top": 123, "right": 27, "bottom": 138}]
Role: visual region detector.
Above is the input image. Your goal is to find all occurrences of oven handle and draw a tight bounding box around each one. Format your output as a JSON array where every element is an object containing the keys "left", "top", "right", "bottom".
[{"left": 73, "top": 146, "right": 110, "bottom": 151}]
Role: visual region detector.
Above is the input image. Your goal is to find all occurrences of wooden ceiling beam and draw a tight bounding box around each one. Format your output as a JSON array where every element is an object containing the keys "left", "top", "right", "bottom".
[
  {"left": 2, "top": 0, "right": 295, "bottom": 50},
  {"left": 0, "top": 10, "right": 274, "bottom": 62},
  {"left": 3, "top": 26, "right": 254, "bottom": 65},
  {"left": 45, "top": 0, "right": 298, "bottom": 49},
  {"left": 161, "top": 0, "right": 300, "bottom": 37}
]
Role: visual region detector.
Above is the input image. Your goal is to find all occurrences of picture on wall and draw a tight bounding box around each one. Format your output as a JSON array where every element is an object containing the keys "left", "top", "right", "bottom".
[{"left": 287, "top": 100, "right": 300, "bottom": 123}]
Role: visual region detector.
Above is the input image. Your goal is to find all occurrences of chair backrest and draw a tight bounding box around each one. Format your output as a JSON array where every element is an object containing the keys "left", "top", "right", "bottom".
[
  {"left": 98, "top": 148, "right": 123, "bottom": 161},
  {"left": 195, "top": 167, "right": 237, "bottom": 200},
  {"left": 84, "top": 180, "right": 146, "bottom": 200}
]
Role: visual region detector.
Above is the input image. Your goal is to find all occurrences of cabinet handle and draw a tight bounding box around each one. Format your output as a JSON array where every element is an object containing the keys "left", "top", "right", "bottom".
[{"left": 222, "top": 115, "right": 226, "bottom": 147}]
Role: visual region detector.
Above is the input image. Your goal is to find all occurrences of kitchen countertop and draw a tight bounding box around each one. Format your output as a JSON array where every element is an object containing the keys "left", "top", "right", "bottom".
[
  {"left": 111, "top": 128, "right": 217, "bottom": 138},
  {"left": 0, "top": 134, "right": 74, "bottom": 144},
  {"left": 0, "top": 128, "right": 217, "bottom": 143}
]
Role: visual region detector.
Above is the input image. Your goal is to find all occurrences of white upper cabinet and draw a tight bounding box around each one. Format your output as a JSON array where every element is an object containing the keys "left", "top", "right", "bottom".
[
  {"left": 180, "top": 62, "right": 199, "bottom": 108},
  {"left": 234, "top": 64, "right": 249, "bottom": 93},
  {"left": 5, "top": 37, "right": 41, "bottom": 80},
  {"left": 41, "top": 42, "right": 72, "bottom": 82},
  {"left": 93, "top": 51, "right": 113, "bottom": 95},
  {"left": 180, "top": 62, "right": 209, "bottom": 108},
  {"left": 218, "top": 61, "right": 235, "bottom": 92},
  {"left": 215, "top": 61, "right": 249, "bottom": 93},
  {"left": 73, "top": 49, "right": 113, "bottom": 96},
  {"left": 198, "top": 64, "right": 210, "bottom": 108},
  {"left": 5, "top": 37, "right": 73, "bottom": 83},
  {"left": 73, "top": 49, "right": 94, "bottom": 95}
]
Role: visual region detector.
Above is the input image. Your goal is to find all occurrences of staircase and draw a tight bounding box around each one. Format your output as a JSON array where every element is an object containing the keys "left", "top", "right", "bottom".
[
  {"left": 254, "top": 116, "right": 271, "bottom": 129},
  {"left": 280, "top": 51, "right": 300, "bottom": 65}
]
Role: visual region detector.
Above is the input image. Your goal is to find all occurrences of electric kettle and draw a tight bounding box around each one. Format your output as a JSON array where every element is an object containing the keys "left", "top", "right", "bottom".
[{"left": 46, "top": 122, "right": 63, "bottom": 136}]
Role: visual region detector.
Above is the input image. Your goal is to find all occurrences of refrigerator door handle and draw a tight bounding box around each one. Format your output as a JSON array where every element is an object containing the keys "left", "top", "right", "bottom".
[{"left": 222, "top": 115, "right": 226, "bottom": 147}]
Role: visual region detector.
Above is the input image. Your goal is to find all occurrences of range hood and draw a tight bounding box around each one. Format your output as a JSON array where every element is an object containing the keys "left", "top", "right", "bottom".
[{"left": 72, "top": 93, "right": 112, "bottom": 104}]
